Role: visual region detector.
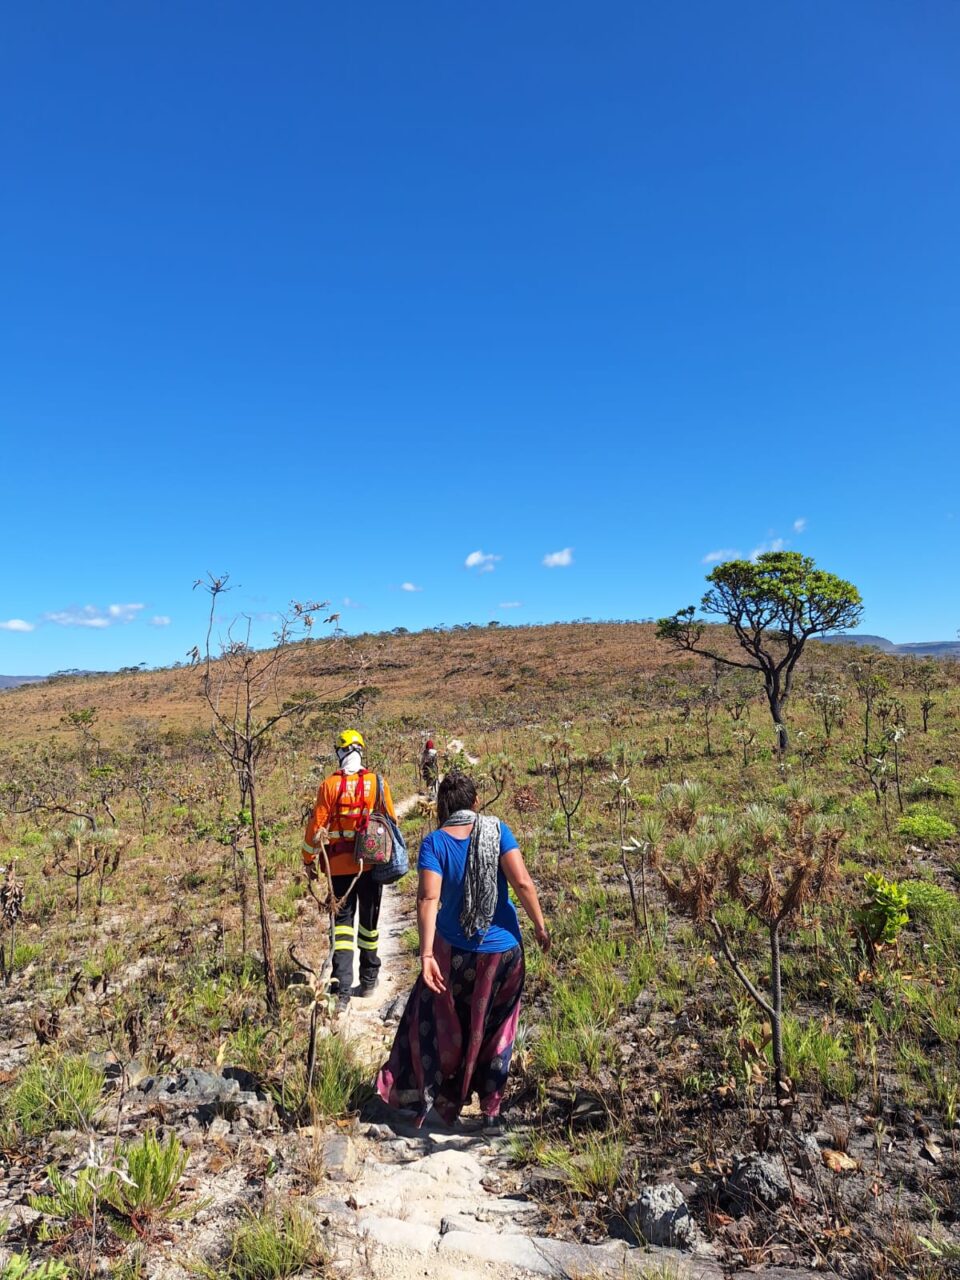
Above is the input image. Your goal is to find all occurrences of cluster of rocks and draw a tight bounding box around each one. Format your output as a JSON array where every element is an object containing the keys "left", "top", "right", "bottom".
[
  {"left": 133, "top": 1065, "right": 276, "bottom": 1131},
  {"left": 629, "top": 1151, "right": 795, "bottom": 1254}
]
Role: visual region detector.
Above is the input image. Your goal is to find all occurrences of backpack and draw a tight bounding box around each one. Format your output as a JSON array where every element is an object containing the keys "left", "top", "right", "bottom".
[{"left": 353, "top": 772, "right": 394, "bottom": 866}]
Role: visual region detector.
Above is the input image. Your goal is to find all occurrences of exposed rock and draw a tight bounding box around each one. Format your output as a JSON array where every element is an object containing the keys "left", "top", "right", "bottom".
[
  {"left": 132, "top": 1066, "right": 275, "bottom": 1127},
  {"left": 137, "top": 1066, "right": 240, "bottom": 1104},
  {"left": 724, "top": 1152, "right": 791, "bottom": 1213},
  {"left": 380, "top": 994, "right": 406, "bottom": 1024},
  {"left": 236, "top": 1098, "right": 276, "bottom": 1130},
  {"left": 363, "top": 1122, "right": 396, "bottom": 1140},
  {"left": 629, "top": 1182, "right": 700, "bottom": 1249},
  {"left": 358, "top": 1213, "right": 439, "bottom": 1252},
  {"left": 207, "top": 1116, "right": 231, "bottom": 1140},
  {"left": 323, "top": 1133, "right": 361, "bottom": 1182},
  {"left": 791, "top": 1133, "right": 821, "bottom": 1173}
]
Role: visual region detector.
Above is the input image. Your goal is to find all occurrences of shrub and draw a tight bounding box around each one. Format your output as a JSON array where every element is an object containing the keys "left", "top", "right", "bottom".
[
  {"left": 6, "top": 1054, "right": 104, "bottom": 1138},
  {"left": 908, "top": 767, "right": 959, "bottom": 801},
  {"left": 897, "top": 807, "right": 957, "bottom": 847},
  {"left": 857, "top": 872, "right": 910, "bottom": 946},
  {"left": 902, "top": 880, "right": 960, "bottom": 922}
]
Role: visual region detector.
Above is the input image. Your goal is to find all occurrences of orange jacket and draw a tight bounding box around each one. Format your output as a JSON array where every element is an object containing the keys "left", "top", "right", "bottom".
[{"left": 302, "top": 769, "right": 397, "bottom": 877}]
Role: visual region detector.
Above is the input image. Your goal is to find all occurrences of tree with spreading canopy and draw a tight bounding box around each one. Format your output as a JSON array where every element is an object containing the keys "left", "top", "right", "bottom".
[{"left": 657, "top": 552, "right": 862, "bottom": 754}]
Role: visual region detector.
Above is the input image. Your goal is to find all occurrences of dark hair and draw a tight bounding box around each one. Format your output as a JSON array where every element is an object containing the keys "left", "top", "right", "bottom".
[{"left": 437, "top": 770, "right": 477, "bottom": 826}]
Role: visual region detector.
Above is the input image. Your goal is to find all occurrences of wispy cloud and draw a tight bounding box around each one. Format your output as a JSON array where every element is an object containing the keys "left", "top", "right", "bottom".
[
  {"left": 793, "top": 517, "right": 807, "bottom": 533},
  {"left": 400, "top": 582, "right": 422, "bottom": 593},
  {"left": 44, "top": 603, "right": 146, "bottom": 628},
  {"left": 702, "top": 548, "right": 741, "bottom": 565},
  {"left": 342, "top": 597, "right": 362, "bottom": 609},
  {"left": 149, "top": 615, "right": 171, "bottom": 627},
  {"left": 749, "top": 537, "right": 786, "bottom": 562},
  {"left": 0, "top": 618, "right": 34, "bottom": 633},
  {"left": 465, "top": 550, "right": 501, "bottom": 574},
  {"left": 498, "top": 601, "right": 523, "bottom": 609},
  {"left": 542, "top": 547, "right": 573, "bottom": 568}
]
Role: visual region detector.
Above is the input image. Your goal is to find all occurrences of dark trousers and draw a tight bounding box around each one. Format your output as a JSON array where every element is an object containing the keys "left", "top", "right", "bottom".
[{"left": 331, "top": 871, "right": 383, "bottom": 992}]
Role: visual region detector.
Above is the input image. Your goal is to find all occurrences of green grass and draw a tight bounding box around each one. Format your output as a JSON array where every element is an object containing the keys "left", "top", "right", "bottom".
[
  {"left": 512, "top": 1130, "right": 625, "bottom": 1198},
  {"left": 29, "top": 1131, "right": 192, "bottom": 1244},
  {"left": 5, "top": 1054, "right": 104, "bottom": 1139},
  {"left": 781, "top": 1015, "right": 855, "bottom": 1099},
  {"left": 307, "top": 1033, "right": 371, "bottom": 1119},
  {"left": 213, "top": 1202, "right": 323, "bottom": 1280}
]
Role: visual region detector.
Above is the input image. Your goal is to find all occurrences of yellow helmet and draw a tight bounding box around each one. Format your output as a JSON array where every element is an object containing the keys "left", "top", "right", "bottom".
[{"left": 336, "top": 729, "right": 365, "bottom": 751}]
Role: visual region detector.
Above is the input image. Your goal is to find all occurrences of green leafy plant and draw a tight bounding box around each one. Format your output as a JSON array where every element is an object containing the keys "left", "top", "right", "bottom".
[
  {"left": 897, "top": 807, "right": 957, "bottom": 847},
  {"left": 856, "top": 872, "right": 910, "bottom": 946},
  {"left": 0, "top": 1256, "right": 73, "bottom": 1280}
]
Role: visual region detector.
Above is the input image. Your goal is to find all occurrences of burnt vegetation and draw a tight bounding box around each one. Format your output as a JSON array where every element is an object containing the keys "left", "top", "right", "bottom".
[{"left": 1, "top": 610, "right": 960, "bottom": 1276}]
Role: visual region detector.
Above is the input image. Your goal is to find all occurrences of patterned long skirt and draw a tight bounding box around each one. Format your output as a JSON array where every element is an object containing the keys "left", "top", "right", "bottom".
[{"left": 375, "top": 935, "right": 525, "bottom": 1124}]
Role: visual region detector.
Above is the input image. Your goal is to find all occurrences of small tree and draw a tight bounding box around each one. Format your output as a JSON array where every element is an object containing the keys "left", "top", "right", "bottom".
[
  {"left": 543, "top": 734, "right": 585, "bottom": 845},
  {"left": 195, "top": 573, "right": 363, "bottom": 1015},
  {"left": 805, "top": 673, "right": 845, "bottom": 740},
  {"left": 651, "top": 788, "right": 843, "bottom": 1101},
  {"left": 0, "top": 863, "right": 24, "bottom": 986},
  {"left": 910, "top": 659, "right": 946, "bottom": 734},
  {"left": 657, "top": 552, "right": 863, "bottom": 754},
  {"left": 45, "top": 819, "right": 122, "bottom": 918}
]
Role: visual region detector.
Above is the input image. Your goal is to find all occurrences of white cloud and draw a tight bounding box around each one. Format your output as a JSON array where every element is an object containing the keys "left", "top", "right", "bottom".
[
  {"left": 149, "top": 615, "right": 171, "bottom": 627},
  {"left": 542, "top": 547, "right": 574, "bottom": 568},
  {"left": 498, "top": 601, "right": 523, "bottom": 609},
  {"left": 465, "top": 550, "right": 501, "bottom": 573},
  {"left": 749, "top": 537, "right": 786, "bottom": 562},
  {"left": 342, "top": 597, "right": 362, "bottom": 609},
  {"left": 43, "top": 603, "right": 145, "bottom": 628},
  {"left": 0, "top": 618, "right": 34, "bottom": 632},
  {"left": 400, "top": 582, "right": 422, "bottom": 593},
  {"left": 793, "top": 517, "right": 807, "bottom": 533},
  {"left": 702, "top": 548, "right": 740, "bottom": 565},
  {"left": 108, "top": 603, "right": 145, "bottom": 621}
]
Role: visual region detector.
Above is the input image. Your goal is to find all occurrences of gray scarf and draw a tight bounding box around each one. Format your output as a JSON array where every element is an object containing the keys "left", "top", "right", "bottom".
[{"left": 442, "top": 810, "right": 501, "bottom": 938}]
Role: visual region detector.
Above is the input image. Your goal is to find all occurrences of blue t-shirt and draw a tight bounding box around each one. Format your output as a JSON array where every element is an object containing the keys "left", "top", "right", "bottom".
[{"left": 418, "top": 821, "right": 522, "bottom": 953}]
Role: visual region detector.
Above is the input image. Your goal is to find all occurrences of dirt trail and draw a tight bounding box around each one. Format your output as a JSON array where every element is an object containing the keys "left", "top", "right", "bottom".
[{"left": 316, "top": 792, "right": 719, "bottom": 1280}]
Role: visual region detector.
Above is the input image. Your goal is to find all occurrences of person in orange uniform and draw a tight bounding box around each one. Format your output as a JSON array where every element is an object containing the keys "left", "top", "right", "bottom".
[{"left": 302, "top": 729, "right": 398, "bottom": 1002}]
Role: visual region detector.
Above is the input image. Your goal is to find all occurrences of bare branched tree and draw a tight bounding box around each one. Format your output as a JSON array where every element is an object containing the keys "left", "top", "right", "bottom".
[{"left": 194, "top": 572, "right": 366, "bottom": 1015}]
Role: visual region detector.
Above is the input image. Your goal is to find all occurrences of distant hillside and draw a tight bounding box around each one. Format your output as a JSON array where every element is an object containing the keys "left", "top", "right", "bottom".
[
  {"left": 0, "top": 674, "right": 45, "bottom": 690},
  {"left": 822, "top": 634, "right": 960, "bottom": 658}
]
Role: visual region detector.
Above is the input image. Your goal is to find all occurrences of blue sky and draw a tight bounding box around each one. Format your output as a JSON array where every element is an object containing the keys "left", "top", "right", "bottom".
[{"left": 2, "top": 2, "right": 958, "bottom": 673}]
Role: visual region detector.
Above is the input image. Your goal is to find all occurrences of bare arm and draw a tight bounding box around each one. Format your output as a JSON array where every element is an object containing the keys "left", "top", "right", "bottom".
[
  {"left": 417, "top": 868, "right": 446, "bottom": 993},
  {"left": 501, "top": 849, "right": 550, "bottom": 951}
]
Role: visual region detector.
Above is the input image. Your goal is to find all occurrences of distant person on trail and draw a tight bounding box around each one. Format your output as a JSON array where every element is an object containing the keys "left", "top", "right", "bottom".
[
  {"left": 420, "top": 739, "right": 439, "bottom": 792},
  {"left": 301, "top": 729, "right": 397, "bottom": 1003},
  {"left": 376, "top": 770, "right": 550, "bottom": 1129}
]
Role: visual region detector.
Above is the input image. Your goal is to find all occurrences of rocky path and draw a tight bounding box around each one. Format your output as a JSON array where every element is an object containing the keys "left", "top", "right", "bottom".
[{"left": 314, "top": 792, "right": 722, "bottom": 1279}]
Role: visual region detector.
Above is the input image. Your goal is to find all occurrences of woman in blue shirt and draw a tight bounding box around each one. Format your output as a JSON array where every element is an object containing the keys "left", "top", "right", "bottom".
[{"left": 376, "top": 770, "right": 550, "bottom": 1128}]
